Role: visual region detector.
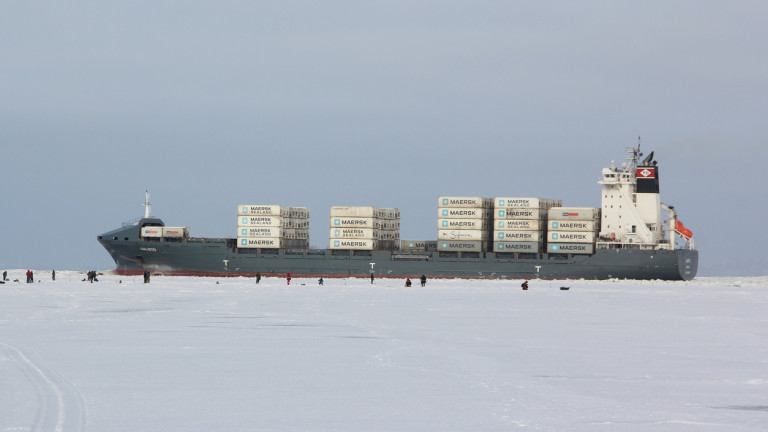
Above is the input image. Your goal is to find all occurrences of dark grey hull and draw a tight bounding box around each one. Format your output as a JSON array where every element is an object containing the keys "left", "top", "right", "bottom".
[{"left": 98, "top": 219, "right": 698, "bottom": 280}]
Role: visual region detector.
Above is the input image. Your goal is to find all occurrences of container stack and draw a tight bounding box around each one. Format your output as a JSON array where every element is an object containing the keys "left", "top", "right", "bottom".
[
  {"left": 141, "top": 226, "right": 189, "bottom": 239},
  {"left": 547, "top": 207, "right": 600, "bottom": 254},
  {"left": 237, "top": 205, "right": 310, "bottom": 249},
  {"left": 492, "top": 198, "right": 562, "bottom": 253},
  {"left": 329, "top": 206, "right": 400, "bottom": 250},
  {"left": 437, "top": 197, "right": 493, "bottom": 252}
]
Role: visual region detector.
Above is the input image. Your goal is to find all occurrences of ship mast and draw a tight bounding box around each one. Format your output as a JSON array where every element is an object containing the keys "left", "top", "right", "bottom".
[{"left": 144, "top": 190, "right": 151, "bottom": 219}]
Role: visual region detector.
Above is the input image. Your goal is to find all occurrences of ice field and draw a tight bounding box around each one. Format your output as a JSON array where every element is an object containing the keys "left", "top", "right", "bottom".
[{"left": 1, "top": 271, "right": 767, "bottom": 431}]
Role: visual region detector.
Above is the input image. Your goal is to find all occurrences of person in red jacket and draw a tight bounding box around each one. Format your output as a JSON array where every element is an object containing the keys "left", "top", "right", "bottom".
[{"left": 287, "top": 272, "right": 291, "bottom": 285}]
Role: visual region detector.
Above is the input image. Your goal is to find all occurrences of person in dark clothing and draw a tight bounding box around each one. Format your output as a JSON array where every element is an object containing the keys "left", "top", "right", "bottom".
[
  {"left": 370, "top": 273, "right": 375, "bottom": 284},
  {"left": 318, "top": 277, "right": 324, "bottom": 285},
  {"left": 420, "top": 275, "right": 427, "bottom": 287},
  {"left": 52, "top": 270, "right": 55, "bottom": 281},
  {"left": 256, "top": 273, "right": 261, "bottom": 284},
  {"left": 143, "top": 271, "right": 150, "bottom": 283},
  {"left": 521, "top": 280, "right": 529, "bottom": 290},
  {"left": 2, "top": 271, "right": 7, "bottom": 281}
]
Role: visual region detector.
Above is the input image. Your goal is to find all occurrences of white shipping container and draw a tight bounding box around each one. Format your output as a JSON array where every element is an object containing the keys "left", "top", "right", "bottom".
[
  {"left": 549, "top": 220, "right": 598, "bottom": 231},
  {"left": 141, "top": 227, "right": 163, "bottom": 237},
  {"left": 548, "top": 243, "right": 595, "bottom": 254},
  {"left": 330, "top": 228, "right": 378, "bottom": 239},
  {"left": 493, "top": 241, "right": 541, "bottom": 252},
  {"left": 438, "top": 241, "right": 488, "bottom": 252},
  {"left": 494, "top": 230, "right": 542, "bottom": 242},
  {"left": 329, "top": 239, "right": 377, "bottom": 250},
  {"left": 549, "top": 231, "right": 597, "bottom": 243},
  {"left": 237, "top": 237, "right": 283, "bottom": 248},
  {"left": 379, "top": 208, "right": 401, "bottom": 219},
  {"left": 494, "top": 197, "right": 562, "bottom": 209},
  {"left": 239, "top": 227, "right": 283, "bottom": 238},
  {"left": 438, "top": 197, "right": 492, "bottom": 208},
  {"left": 330, "top": 217, "right": 378, "bottom": 229},
  {"left": 401, "top": 240, "right": 438, "bottom": 251},
  {"left": 495, "top": 219, "right": 541, "bottom": 230},
  {"left": 238, "top": 216, "right": 286, "bottom": 227},
  {"left": 438, "top": 218, "right": 490, "bottom": 230},
  {"left": 437, "top": 229, "right": 489, "bottom": 241},
  {"left": 438, "top": 208, "right": 492, "bottom": 219},
  {"left": 288, "top": 207, "right": 310, "bottom": 218},
  {"left": 495, "top": 208, "right": 546, "bottom": 220},
  {"left": 547, "top": 207, "right": 600, "bottom": 221},
  {"left": 237, "top": 205, "right": 287, "bottom": 217},
  {"left": 379, "top": 220, "right": 401, "bottom": 231},
  {"left": 330, "top": 206, "right": 383, "bottom": 218}
]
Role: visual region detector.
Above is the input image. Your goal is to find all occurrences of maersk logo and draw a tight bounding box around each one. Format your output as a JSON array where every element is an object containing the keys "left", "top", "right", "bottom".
[
  {"left": 498, "top": 199, "right": 505, "bottom": 207},
  {"left": 497, "top": 232, "right": 504, "bottom": 240},
  {"left": 240, "top": 228, "right": 247, "bottom": 236},
  {"left": 441, "top": 209, "right": 449, "bottom": 216},
  {"left": 442, "top": 220, "right": 449, "bottom": 227},
  {"left": 551, "top": 233, "right": 559, "bottom": 240},
  {"left": 241, "top": 206, "right": 248, "bottom": 214},
  {"left": 551, "top": 221, "right": 559, "bottom": 229},
  {"left": 241, "top": 217, "right": 248, "bottom": 224},
  {"left": 240, "top": 238, "right": 248, "bottom": 246},
  {"left": 549, "top": 244, "right": 560, "bottom": 252},
  {"left": 442, "top": 198, "right": 449, "bottom": 206},
  {"left": 333, "top": 218, "right": 341, "bottom": 226},
  {"left": 497, "top": 243, "right": 505, "bottom": 250},
  {"left": 333, "top": 240, "right": 340, "bottom": 247},
  {"left": 497, "top": 210, "right": 506, "bottom": 218},
  {"left": 334, "top": 229, "right": 340, "bottom": 236}
]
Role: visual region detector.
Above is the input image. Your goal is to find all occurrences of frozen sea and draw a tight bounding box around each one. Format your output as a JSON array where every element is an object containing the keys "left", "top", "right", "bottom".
[{"left": 0, "top": 271, "right": 767, "bottom": 431}]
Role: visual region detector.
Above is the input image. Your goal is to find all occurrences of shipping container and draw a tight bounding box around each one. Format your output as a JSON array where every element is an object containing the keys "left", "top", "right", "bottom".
[
  {"left": 288, "top": 207, "right": 310, "bottom": 218},
  {"left": 329, "top": 239, "right": 377, "bottom": 250},
  {"left": 330, "top": 217, "right": 378, "bottom": 229},
  {"left": 547, "top": 207, "right": 600, "bottom": 221},
  {"left": 239, "top": 227, "right": 283, "bottom": 238},
  {"left": 494, "top": 230, "right": 542, "bottom": 242},
  {"left": 238, "top": 216, "right": 286, "bottom": 227},
  {"left": 330, "top": 206, "right": 385, "bottom": 218},
  {"left": 438, "top": 241, "right": 488, "bottom": 252},
  {"left": 401, "top": 240, "right": 438, "bottom": 251},
  {"left": 493, "top": 241, "right": 541, "bottom": 252},
  {"left": 237, "top": 205, "right": 287, "bottom": 217},
  {"left": 438, "top": 218, "right": 490, "bottom": 230},
  {"left": 329, "top": 228, "right": 378, "bottom": 239},
  {"left": 495, "top": 208, "right": 546, "bottom": 220},
  {"left": 438, "top": 208, "right": 492, "bottom": 219},
  {"left": 141, "top": 227, "right": 163, "bottom": 237},
  {"left": 549, "top": 231, "right": 596, "bottom": 243},
  {"left": 379, "top": 208, "right": 401, "bottom": 219},
  {"left": 549, "top": 220, "right": 598, "bottom": 231},
  {"left": 237, "top": 237, "right": 284, "bottom": 248},
  {"left": 495, "top": 219, "right": 542, "bottom": 230},
  {"left": 494, "top": 197, "right": 562, "bottom": 209},
  {"left": 161, "top": 227, "right": 189, "bottom": 238},
  {"left": 547, "top": 243, "right": 595, "bottom": 254},
  {"left": 437, "top": 229, "right": 489, "bottom": 241},
  {"left": 438, "top": 197, "right": 492, "bottom": 208}
]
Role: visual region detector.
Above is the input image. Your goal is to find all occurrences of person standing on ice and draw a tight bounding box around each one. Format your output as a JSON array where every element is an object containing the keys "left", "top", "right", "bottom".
[
  {"left": 420, "top": 275, "right": 427, "bottom": 287},
  {"left": 52, "top": 269, "right": 55, "bottom": 281},
  {"left": 287, "top": 272, "right": 291, "bottom": 285},
  {"left": 26, "top": 270, "right": 32, "bottom": 283},
  {"left": 318, "top": 277, "right": 323, "bottom": 285},
  {"left": 255, "top": 272, "right": 261, "bottom": 284},
  {"left": 2, "top": 271, "right": 6, "bottom": 281},
  {"left": 370, "top": 273, "right": 374, "bottom": 284}
]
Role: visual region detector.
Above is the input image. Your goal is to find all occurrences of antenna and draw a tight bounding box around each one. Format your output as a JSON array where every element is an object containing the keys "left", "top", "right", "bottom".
[{"left": 144, "top": 190, "right": 151, "bottom": 218}]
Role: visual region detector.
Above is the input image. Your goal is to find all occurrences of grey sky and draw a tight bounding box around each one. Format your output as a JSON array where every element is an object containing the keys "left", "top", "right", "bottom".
[{"left": 2, "top": 1, "right": 766, "bottom": 275}]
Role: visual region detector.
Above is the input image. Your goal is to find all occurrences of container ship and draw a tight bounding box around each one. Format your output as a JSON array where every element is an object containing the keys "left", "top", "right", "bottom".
[{"left": 98, "top": 145, "right": 698, "bottom": 280}]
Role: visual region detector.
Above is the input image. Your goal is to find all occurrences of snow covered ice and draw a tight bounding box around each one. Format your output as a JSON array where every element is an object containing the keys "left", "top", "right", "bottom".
[{"left": 1, "top": 272, "right": 767, "bottom": 431}]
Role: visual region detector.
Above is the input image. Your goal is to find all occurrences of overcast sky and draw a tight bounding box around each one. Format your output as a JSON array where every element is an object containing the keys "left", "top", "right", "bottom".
[{"left": 1, "top": 1, "right": 766, "bottom": 276}]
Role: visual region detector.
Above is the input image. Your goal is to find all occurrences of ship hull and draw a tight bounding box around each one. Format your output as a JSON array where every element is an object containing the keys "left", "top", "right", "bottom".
[{"left": 98, "top": 222, "right": 698, "bottom": 281}]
